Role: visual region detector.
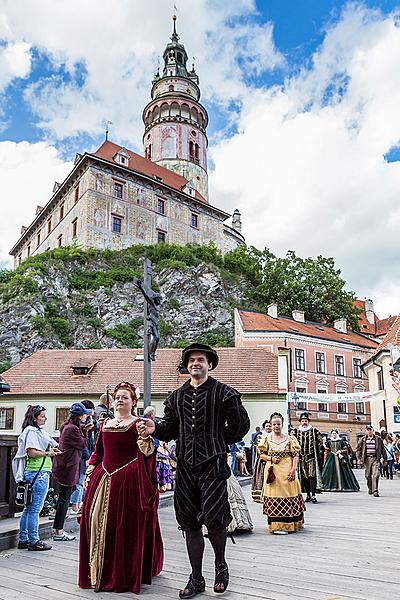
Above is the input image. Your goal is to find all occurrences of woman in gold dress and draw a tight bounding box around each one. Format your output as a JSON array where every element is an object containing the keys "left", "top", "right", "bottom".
[{"left": 258, "top": 413, "right": 305, "bottom": 534}]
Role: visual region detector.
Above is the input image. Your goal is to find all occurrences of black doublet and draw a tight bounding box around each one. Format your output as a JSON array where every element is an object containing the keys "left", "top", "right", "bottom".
[
  {"left": 154, "top": 376, "right": 250, "bottom": 531},
  {"left": 154, "top": 377, "right": 250, "bottom": 467}
]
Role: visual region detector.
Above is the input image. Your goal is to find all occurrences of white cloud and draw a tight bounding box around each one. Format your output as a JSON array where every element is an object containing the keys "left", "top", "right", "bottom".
[
  {"left": 0, "top": 0, "right": 283, "bottom": 143},
  {"left": 0, "top": 141, "right": 72, "bottom": 265},
  {"left": 210, "top": 4, "right": 400, "bottom": 316},
  {"left": 0, "top": 41, "right": 31, "bottom": 91}
]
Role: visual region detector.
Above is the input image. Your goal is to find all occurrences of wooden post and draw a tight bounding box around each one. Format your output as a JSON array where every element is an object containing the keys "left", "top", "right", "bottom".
[{"left": 143, "top": 258, "right": 152, "bottom": 409}]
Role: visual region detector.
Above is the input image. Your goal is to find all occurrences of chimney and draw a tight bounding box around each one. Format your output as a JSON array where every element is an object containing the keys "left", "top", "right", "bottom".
[
  {"left": 292, "top": 310, "right": 305, "bottom": 323},
  {"left": 232, "top": 209, "right": 242, "bottom": 233},
  {"left": 52, "top": 182, "right": 61, "bottom": 193},
  {"left": 364, "top": 298, "right": 375, "bottom": 325},
  {"left": 20, "top": 225, "right": 27, "bottom": 234},
  {"left": 334, "top": 318, "right": 347, "bottom": 333},
  {"left": 267, "top": 303, "right": 278, "bottom": 318},
  {"left": 35, "top": 205, "right": 43, "bottom": 216}
]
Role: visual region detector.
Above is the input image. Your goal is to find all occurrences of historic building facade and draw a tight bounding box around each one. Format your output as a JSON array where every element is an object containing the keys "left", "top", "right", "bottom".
[
  {"left": 10, "top": 19, "right": 244, "bottom": 267},
  {"left": 235, "top": 306, "right": 379, "bottom": 445}
]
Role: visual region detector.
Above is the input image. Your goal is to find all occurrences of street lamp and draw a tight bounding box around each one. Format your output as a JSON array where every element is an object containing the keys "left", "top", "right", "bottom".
[{"left": 288, "top": 392, "right": 299, "bottom": 429}]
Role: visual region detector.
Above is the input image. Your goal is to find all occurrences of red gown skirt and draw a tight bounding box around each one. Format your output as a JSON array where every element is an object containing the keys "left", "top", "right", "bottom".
[{"left": 78, "top": 423, "right": 164, "bottom": 593}]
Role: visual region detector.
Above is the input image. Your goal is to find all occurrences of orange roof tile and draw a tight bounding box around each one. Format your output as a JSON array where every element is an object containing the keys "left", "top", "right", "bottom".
[
  {"left": 238, "top": 309, "right": 377, "bottom": 349},
  {"left": 373, "top": 315, "right": 400, "bottom": 355},
  {"left": 375, "top": 315, "right": 397, "bottom": 337},
  {"left": 93, "top": 141, "right": 208, "bottom": 204},
  {"left": 1, "top": 348, "right": 279, "bottom": 397}
]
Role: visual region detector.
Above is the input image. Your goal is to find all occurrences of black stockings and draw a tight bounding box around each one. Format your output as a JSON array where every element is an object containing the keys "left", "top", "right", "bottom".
[
  {"left": 207, "top": 528, "right": 227, "bottom": 567},
  {"left": 303, "top": 477, "right": 316, "bottom": 497},
  {"left": 185, "top": 529, "right": 205, "bottom": 580}
]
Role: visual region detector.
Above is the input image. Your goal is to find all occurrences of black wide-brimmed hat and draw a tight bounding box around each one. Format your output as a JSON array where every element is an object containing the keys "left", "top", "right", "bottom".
[
  {"left": 299, "top": 411, "right": 311, "bottom": 422},
  {"left": 181, "top": 343, "right": 219, "bottom": 370}
]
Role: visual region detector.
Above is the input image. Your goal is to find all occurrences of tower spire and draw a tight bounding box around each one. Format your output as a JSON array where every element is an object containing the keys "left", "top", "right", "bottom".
[{"left": 171, "top": 12, "right": 179, "bottom": 43}]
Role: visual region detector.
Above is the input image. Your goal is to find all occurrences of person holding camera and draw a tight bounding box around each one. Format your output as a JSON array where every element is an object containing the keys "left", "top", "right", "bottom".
[{"left": 12, "top": 405, "right": 60, "bottom": 551}]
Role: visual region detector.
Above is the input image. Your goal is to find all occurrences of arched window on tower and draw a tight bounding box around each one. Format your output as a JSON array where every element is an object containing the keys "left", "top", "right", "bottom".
[
  {"left": 168, "top": 84, "right": 174, "bottom": 92},
  {"left": 189, "top": 141, "right": 195, "bottom": 162},
  {"left": 195, "top": 143, "right": 200, "bottom": 165},
  {"left": 145, "top": 145, "right": 152, "bottom": 159}
]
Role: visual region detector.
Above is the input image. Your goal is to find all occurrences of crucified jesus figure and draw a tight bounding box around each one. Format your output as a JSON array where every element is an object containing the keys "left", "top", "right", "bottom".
[{"left": 135, "top": 278, "right": 162, "bottom": 361}]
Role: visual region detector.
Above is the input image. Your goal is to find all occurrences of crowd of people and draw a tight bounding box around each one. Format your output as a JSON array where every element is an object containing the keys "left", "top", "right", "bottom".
[{"left": 10, "top": 340, "right": 399, "bottom": 597}]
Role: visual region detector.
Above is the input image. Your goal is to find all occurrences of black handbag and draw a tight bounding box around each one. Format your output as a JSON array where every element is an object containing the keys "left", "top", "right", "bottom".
[{"left": 15, "top": 449, "right": 48, "bottom": 508}]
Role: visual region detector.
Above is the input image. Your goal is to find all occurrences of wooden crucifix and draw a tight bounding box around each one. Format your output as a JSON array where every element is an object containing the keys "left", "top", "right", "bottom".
[{"left": 134, "top": 259, "right": 162, "bottom": 408}]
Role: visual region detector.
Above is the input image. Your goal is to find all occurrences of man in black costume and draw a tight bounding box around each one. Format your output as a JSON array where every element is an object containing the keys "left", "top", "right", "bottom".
[
  {"left": 137, "top": 342, "right": 250, "bottom": 598},
  {"left": 295, "top": 412, "right": 323, "bottom": 503}
]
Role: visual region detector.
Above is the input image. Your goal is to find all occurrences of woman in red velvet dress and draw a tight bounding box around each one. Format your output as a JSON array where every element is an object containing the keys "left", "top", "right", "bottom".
[{"left": 78, "top": 382, "right": 163, "bottom": 593}]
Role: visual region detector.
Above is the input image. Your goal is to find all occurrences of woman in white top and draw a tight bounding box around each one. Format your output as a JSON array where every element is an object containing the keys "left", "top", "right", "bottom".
[{"left": 12, "top": 405, "right": 60, "bottom": 551}]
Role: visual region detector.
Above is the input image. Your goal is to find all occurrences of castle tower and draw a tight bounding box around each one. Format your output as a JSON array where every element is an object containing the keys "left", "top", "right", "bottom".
[{"left": 142, "top": 16, "right": 209, "bottom": 200}]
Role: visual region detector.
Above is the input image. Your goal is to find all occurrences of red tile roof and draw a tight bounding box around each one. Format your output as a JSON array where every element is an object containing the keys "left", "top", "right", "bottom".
[
  {"left": 354, "top": 299, "right": 377, "bottom": 335},
  {"left": 238, "top": 309, "right": 377, "bottom": 349},
  {"left": 376, "top": 315, "right": 397, "bottom": 337},
  {"left": 373, "top": 315, "right": 400, "bottom": 355},
  {"left": 354, "top": 299, "right": 396, "bottom": 337},
  {"left": 1, "top": 348, "right": 279, "bottom": 397},
  {"left": 93, "top": 141, "right": 207, "bottom": 204}
]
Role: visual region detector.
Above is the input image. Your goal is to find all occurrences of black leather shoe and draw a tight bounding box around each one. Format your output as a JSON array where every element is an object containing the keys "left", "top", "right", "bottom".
[
  {"left": 17, "top": 541, "right": 29, "bottom": 549},
  {"left": 305, "top": 495, "right": 312, "bottom": 502},
  {"left": 179, "top": 574, "right": 206, "bottom": 599},
  {"left": 311, "top": 497, "right": 318, "bottom": 504}
]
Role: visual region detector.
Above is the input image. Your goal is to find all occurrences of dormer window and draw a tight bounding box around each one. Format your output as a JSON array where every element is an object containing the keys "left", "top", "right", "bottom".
[
  {"left": 114, "top": 149, "right": 130, "bottom": 166},
  {"left": 71, "top": 360, "right": 98, "bottom": 376},
  {"left": 72, "top": 366, "right": 89, "bottom": 375}
]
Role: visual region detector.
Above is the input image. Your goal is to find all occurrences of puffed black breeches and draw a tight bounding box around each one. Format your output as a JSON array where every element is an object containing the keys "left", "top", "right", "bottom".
[{"left": 174, "top": 457, "right": 232, "bottom": 532}]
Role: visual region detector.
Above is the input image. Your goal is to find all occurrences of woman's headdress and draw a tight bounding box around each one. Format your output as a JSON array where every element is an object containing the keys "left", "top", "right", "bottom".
[{"left": 113, "top": 381, "right": 141, "bottom": 401}]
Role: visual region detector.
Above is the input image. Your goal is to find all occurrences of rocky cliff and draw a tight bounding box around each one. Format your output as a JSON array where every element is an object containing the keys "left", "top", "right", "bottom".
[{"left": 0, "top": 244, "right": 247, "bottom": 367}]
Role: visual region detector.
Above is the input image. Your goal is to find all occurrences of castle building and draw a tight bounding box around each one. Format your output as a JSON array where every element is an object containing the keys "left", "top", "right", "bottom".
[{"left": 10, "top": 17, "right": 244, "bottom": 267}]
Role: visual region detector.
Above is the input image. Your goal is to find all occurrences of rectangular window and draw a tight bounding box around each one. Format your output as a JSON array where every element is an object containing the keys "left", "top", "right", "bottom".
[
  {"left": 317, "top": 388, "right": 327, "bottom": 394},
  {"left": 318, "top": 403, "right": 328, "bottom": 412},
  {"left": 72, "top": 218, "right": 78, "bottom": 238},
  {"left": 36, "top": 232, "right": 41, "bottom": 248},
  {"left": 0, "top": 408, "right": 14, "bottom": 430},
  {"left": 112, "top": 216, "right": 122, "bottom": 234},
  {"left": 191, "top": 212, "right": 199, "bottom": 228},
  {"left": 57, "top": 234, "right": 62, "bottom": 247},
  {"left": 74, "top": 185, "right": 79, "bottom": 204},
  {"left": 96, "top": 176, "right": 104, "bottom": 192},
  {"left": 294, "top": 349, "right": 305, "bottom": 371},
  {"left": 353, "top": 358, "right": 362, "bottom": 379},
  {"left": 60, "top": 203, "right": 65, "bottom": 221},
  {"left": 27, "top": 244, "right": 31, "bottom": 257},
  {"left": 157, "top": 198, "right": 165, "bottom": 215},
  {"left": 157, "top": 230, "right": 166, "bottom": 243},
  {"left": 377, "top": 370, "right": 384, "bottom": 390},
  {"left": 18, "top": 255, "right": 22, "bottom": 266},
  {"left": 356, "top": 402, "right": 365, "bottom": 414},
  {"left": 55, "top": 407, "right": 70, "bottom": 431},
  {"left": 114, "top": 182, "right": 123, "bottom": 199},
  {"left": 338, "top": 402, "right": 347, "bottom": 413},
  {"left": 47, "top": 218, "right": 52, "bottom": 235},
  {"left": 316, "top": 352, "right": 326, "bottom": 374},
  {"left": 335, "top": 355, "right": 345, "bottom": 376}
]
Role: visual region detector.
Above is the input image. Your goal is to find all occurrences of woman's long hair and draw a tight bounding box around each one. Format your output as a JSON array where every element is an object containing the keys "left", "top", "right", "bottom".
[
  {"left": 21, "top": 405, "right": 44, "bottom": 431},
  {"left": 59, "top": 414, "right": 82, "bottom": 434}
]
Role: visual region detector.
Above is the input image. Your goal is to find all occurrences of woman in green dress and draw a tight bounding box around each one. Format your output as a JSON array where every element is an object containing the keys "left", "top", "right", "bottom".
[{"left": 322, "top": 430, "right": 360, "bottom": 492}]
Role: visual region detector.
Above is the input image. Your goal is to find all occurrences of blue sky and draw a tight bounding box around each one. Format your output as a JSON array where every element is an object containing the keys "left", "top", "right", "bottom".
[{"left": 1, "top": 0, "right": 400, "bottom": 316}]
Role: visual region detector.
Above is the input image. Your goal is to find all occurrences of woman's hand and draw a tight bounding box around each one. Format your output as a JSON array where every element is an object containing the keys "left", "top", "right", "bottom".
[
  {"left": 259, "top": 453, "right": 269, "bottom": 462},
  {"left": 288, "top": 469, "right": 296, "bottom": 481},
  {"left": 136, "top": 419, "right": 155, "bottom": 438},
  {"left": 271, "top": 456, "right": 280, "bottom": 464},
  {"left": 51, "top": 448, "right": 62, "bottom": 456}
]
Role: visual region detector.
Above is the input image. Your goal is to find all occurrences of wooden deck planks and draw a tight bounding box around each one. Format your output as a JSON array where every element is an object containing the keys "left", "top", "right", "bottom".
[{"left": 0, "top": 471, "right": 398, "bottom": 599}]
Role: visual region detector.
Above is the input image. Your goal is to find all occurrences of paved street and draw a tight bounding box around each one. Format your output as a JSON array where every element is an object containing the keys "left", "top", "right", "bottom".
[{"left": 0, "top": 471, "right": 398, "bottom": 600}]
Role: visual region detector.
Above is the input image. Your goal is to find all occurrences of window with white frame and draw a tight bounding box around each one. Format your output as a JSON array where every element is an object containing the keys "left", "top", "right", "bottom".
[
  {"left": 338, "top": 402, "right": 347, "bottom": 413},
  {"left": 295, "top": 349, "right": 305, "bottom": 371},
  {"left": 0, "top": 408, "right": 14, "bottom": 429},
  {"left": 356, "top": 402, "right": 365, "bottom": 414},
  {"left": 353, "top": 358, "right": 362, "bottom": 379},
  {"left": 316, "top": 352, "right": 326, "bottom": 374},
  {"left": 335, "top": 355, "right": 345, "bottom": 376}
]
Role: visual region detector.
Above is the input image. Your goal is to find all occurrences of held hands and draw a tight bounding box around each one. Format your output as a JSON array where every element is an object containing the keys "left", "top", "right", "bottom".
[{"left": 136, "top": 418, "right": 155, "bottom": 438}]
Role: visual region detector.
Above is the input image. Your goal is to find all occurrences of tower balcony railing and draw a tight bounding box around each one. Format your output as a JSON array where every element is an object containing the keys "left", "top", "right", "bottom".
[{"left": 144, "top": 115, "right": 207, "bottom": 134}]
